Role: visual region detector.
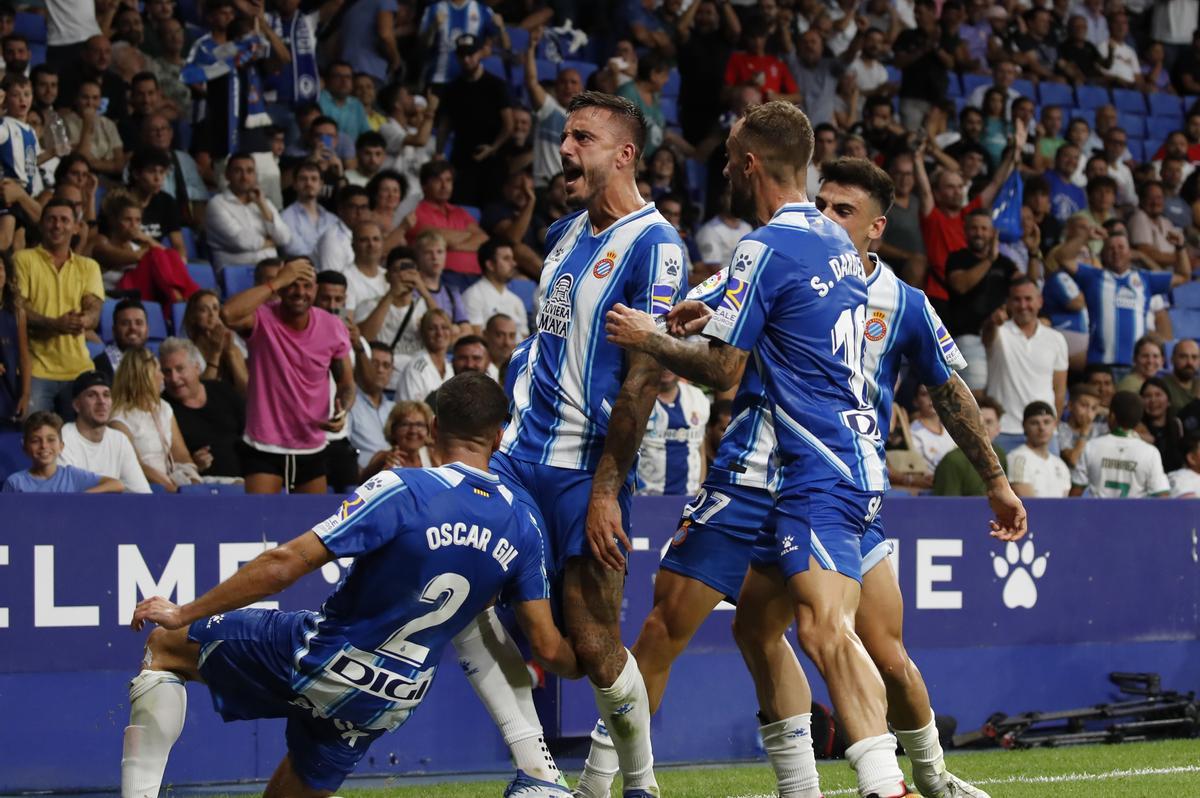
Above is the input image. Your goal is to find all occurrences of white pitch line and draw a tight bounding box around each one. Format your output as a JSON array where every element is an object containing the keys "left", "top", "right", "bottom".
[{"left": 727, "top": 764, "right": 1200, "bottom": 798}]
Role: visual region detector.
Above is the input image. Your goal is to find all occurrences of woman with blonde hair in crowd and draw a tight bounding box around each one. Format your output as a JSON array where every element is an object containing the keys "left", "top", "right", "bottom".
[
  {"left": 182, "top": 290, "right": 248, "bottom": 396},
  {"left": 109, "top": 347, "right": 201, "bottom": 492},
  {"left": 361, "top": 400, "right": 436, "bottom": 477}
]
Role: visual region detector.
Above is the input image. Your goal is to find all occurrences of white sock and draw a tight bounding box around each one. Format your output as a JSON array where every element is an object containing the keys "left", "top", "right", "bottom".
[
  {"left": 845, "top": 733, "right": 907, "bottom": 798},
  {"left": 121, "top": 670, "right": 187, "bottom": 798},
  {"left": 760, "top": 714, "right": 822, "bottom": 798},
  {"left": 573, "top": 719, "right": 619, "bottom": 798},
  {"left": 452, "top": 608, "right": 561, "bottom": 784},
  {"left": 591, "top": 649, "right": 657, "bottom": 793},
  {"left": 894, "top": 713, "right": 945, "bottom": 783}
]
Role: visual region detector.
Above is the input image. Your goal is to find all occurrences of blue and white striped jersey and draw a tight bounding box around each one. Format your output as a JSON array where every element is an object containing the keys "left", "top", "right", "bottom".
[
  {"left": 1043, "top": 269, "right": 1089, "bottom": 334},
  {"left": 703, "top": 203, "right": 887, "bottom": 493},
  {"left": 501, "top": 204, "right": 685, "bottom": 472},
  {"left": 1071, "top": 263, "right": 1172, "bottom": 365},
  {"left": 0, "top": 117, "right": 43, "bottom": 195},
  {"left": 296, "top": 464, "right": 549, "bottom": 730},
  {"left": 421, "top": 0, "right": 499, "bottom": 85},
  {"left": 701, "top": 254, "right": 965, "bottom": 494},
  {"left": 637, "top": 381, "right": 709, "bottom": 496}
]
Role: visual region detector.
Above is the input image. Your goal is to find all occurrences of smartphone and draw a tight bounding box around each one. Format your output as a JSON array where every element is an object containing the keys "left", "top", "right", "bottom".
[
  {"left": 398, "top": 259, "right": 417, "bottom": 271},
  {"left": 320, "top": 133, "right": 335, "bottom": 150}
]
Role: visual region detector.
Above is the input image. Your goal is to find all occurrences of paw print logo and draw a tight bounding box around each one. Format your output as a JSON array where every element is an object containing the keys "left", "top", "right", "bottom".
[
  {"left": 991, "top": 540, "right": 1049, "bottom": 609},
  {"left": 781, "top": 535, "right": 797, "bottom": 553}
]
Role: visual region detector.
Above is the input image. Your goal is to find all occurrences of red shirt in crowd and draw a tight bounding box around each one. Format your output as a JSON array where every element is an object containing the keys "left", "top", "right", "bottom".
[
  {"left": 409, "top": 199, "right": 482, "bottom": 276},
  {"left": 920, "top": 195, "right": 983, "bottom": 302},
  {"left": 724, "top": 52, "right": 798, "bottom": 96}
]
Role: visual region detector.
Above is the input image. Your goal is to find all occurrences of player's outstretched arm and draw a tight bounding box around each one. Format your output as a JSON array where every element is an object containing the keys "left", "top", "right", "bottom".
[
  {"left": 588, "top": 348, "right": 663, "bottom": 570},
  {"left": 605, "top": 303, "right": 747, "bottom": 391},
  {"left": 131, "top": 531, "right": 335, "bottom": 631},
  {"left": 927, "top": 374, "right": 1028, "bottom": 542},
  {"left": 515, "top": 599, "right": 582, "bottom": 679}
]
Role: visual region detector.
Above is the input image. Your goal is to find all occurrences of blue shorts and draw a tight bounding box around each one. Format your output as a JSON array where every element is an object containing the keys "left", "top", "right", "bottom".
[
  {"left": 751, "top": 484, "right": 883, "bottom": 584},
  {"left": 659, "top": 481, "right": 772, "bottom": 602},
  {"left": 490, "top": 451, "right": 632, "bottom": 575},
  {"left": 189, "top": 609, "right": 386, "bottom": 791},
  {"left": 860, "top": 515, "right": 894, "bottom": 576}
]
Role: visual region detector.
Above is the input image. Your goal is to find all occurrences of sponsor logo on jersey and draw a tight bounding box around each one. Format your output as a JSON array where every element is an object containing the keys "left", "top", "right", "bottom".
[
  {"left": 538, "top": 273, "right": 574, "bottom": 337},
  {"left": 865, "top": 311, "right": 888, "bottom": 341},
  {"left": 593, "top": 250, "right": 617, "bottom": 279},
  {"left": 473, "top": 487, "right": 491, "bottom": 498},
  {"left": 651, "top": 282, "right": 675, "bottom": 314},
  {"left": 718, "top": 277, "right": 748, "bottom": 312}
]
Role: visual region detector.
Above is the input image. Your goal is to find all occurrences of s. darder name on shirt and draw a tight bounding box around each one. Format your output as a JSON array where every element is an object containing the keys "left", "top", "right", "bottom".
[
  {"left": 810, "top": 252, "right": 866, "bottom": 297},
  {"left": 425, "top": 522, "right": 520, "bottom": 571}
]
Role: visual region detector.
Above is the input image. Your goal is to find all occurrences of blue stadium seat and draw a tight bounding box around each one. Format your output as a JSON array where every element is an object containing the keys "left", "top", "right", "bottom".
[
  {"left": 506, "top": 26, "right": 530, "bottom": 56},
  {"left": 661, "top": 67, "right": 681, "bottom": 98},
  {"left": 1069, "top": 107, "right": 1095, "bottom": 127},
  {"left": 660, "top": 96, "right": 679, "bottom": 126},
  {"left": 0, "top": 430, "right": 24, "bottom": 483},
  {"left": 1118, "top": 113, "right": 1146, "bottom": 138},
  {"left": 1168, "top": 308, "right": 1200, "bottom": 340},
  {"left": 145, "top": 302, "right": 168, "bottom": 341},
  {"left": 178, "top": 483, "right": 247, "bottom": 495},
  {"left": 99, "top": 299, "right": 118, "bottom": 343},
  {"left": 684, "top": 159, "right": 708, "bottom": 209},
  {"left": 1075, "top": 84, "right": 1110, "bottom": 110},
  {"left": 1148, "top": 92, "right": 1184, "bottom": 119},
  {"left": 86, "top": 339, "right": 106, "bottom": 360},
  {"left": 1147, "top": 116, "right": 1181, "bottom": 146},
  {"left": 1037, "top": 81, "right": 1073, "bottom": 108},
  {"left": 481, "top": 55, "right": 506, "bottom": 81},
  {"left": 888, "top": 64, "right": 905, "bottom": 88},
  {"left": 187, "top": 262, "right": 217, "bottom": 292},
  {"left": 461, "top": 205, "right": 481, "bottom": 223},
  {"left": 1125, "top": 139, "right": 1144, "bottom": 163},
  {"left": 1112, "top": 88, "right": 1147, "bottom": 115},
  {"left": 29, "top": 43, "right": 45, "bottom": 67},
  {"left": 961, "top": 73, "right": 990, "bottom": 99},
  {"left": 14, "top": 12, "right": 47, "bottom": 43},
  {"left": 1172, "top": 281, "right": 1200, "bottom": 310},
  {"left": 534, "top": 58, "right": 556, "bottom": 83},
  {"left": 180, "top": 227, "right": 200, "bottom": 260},
  {"left": 1012, "top": 78, "right": 1035, "bottom": 100},
  {"left": 509, "top": 278, "right": 537, "bottom": 317},
  {"left": 171, "top": 302, "right": 187, "bottom": 336},
  {"left": 560, "top": 59, "right": 598, "bottom": 86},
  {"left": 221, "top": 265, "right": 256, "bottom": 298}
]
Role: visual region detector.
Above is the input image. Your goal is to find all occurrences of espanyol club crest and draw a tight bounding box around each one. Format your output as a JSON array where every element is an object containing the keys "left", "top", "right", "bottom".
[
  {"left": 593, "top": 250, "right": 617, "bottom": 279},
  {"left": 865, "top": 311, "right": 888, "bottom": 341}
]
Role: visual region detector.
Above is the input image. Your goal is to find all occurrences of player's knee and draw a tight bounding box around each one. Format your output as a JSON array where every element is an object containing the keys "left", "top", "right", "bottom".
[
  {"left": 731, "top": 609, "right": 773, "bottom": 652},
  {"left": 794, "top": 607, "right": 854, "bottom": 669},
  {"left": 867, "top": 638, "right": 914, "bottom": 689},
  {"left": 143, "top": 626, "right": 194, "bottom": 672},
  {"left": 638, "top": 607, "right": 686, "bottom": 657},
  {"left": 570, "top": 626, "right": 618, "bottom": 674}
]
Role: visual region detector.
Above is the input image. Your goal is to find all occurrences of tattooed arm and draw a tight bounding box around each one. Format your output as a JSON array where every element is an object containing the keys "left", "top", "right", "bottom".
[
  {"left": 928, "top": 373, "right": 1028, "bottom": 540},
  {"left": 605, "top": 303, "right": 748, "bottom": 391},
  {"left": 587, "top": 349, "right": 664, "bottom": 570}
]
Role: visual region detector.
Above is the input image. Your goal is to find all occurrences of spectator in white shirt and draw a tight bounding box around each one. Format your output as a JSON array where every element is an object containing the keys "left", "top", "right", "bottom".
[
  {"left": 695, "top": 188, "right": 753, "bottom": 278},
  {"left": 1096, "top": 10, "right": 1140, "bottom": 89},
  {"left": 58, "top": 371, "right": 152, "bottom": 493},
  {"left": 315, "top": 184, "right": 371, "bottom": 274},
  {"left": 344, "top": 221, "right": 389, "bottom": 319},
  {"left": 205, "top": 153, "right": 293, "bottom": 271},
  {"left": 347, "top": 342, "right": 395, "bottom": 470},
  {"left": 345, "top": 131, "right": 389, "bottom": 187},
  {"left": 1008, "top": 401, "right": 1072, "bottom": 497},
  {"left": 1058, "top": 383, "right": 1106, "bottom": 469},
  {"left": 396, "top": 308, "right": 453, "bottom": 402},
  {"left": 1167, "top": 436, "right": 1200, "bottom": 498},
  {"left": 984, "top": 276, "right": 1069, "bottom": 454},
  {"left": 483, "top": 312, "right": 518, "bottom": 380},
  {"left": 1128, "top": 181, "right": 1187, "bottom": 270},
  {"left": 281, "top": 161, "right": 338, "bottom": 259},
  {"left": 1070, "top": 391, "right": 1171, "bottom": 497},
  {"left": 847, "top": 28, "right": 893, "bottom": 98},
  {"left": 966, "top": 59, "right": 1020, "bottom": 112},
  {"left": 461, "top": 237, "right": 529, "bottom": 337}
]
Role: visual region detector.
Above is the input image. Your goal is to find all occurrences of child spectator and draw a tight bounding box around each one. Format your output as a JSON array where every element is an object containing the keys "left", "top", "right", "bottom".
[{"left": 2, "top": 410, "right": 121, "bottom": 492}]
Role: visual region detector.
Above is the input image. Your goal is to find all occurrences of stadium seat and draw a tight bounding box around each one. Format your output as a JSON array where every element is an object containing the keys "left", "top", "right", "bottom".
[
  {"left": 534, "top": 58, "right": 556, "bottom": 83},
  {"left": 1037, "top": 81, "right": 1073, "bottom": 107},
  {"left": 1172, "top": 281, "right": 1200, "bottom": 310},
  {"left": 506, "top": 26, "right": 530, "bottom": 56},
  {"left": 171, "top": 302, "right": 187, "bottom": 336},
  {"left": 180, "top": 227, "right": 200, "bottom": 260},
  {"left": 1125, "top": 139, "right": 1144, "bottom": 162},
  {"left": 1168, "top": 308, "right": 1200, "bottom": 340},
  {"left": 1118, "top": 113, "right": 1146, "bottom": 139},
  {"left": 1012, "top": 78, "right": 1035, "bottom": 100},
  {"left": 509, "top": 278, "right": 537, "bottom": 317},
  {"left": 888, "top": 64, "right": 905, "bottom": 88},
  {"left": 187, "top": 262, "right": 217, "bottom": 293},
  {"left": 86, "top": 339, "right": 106, "bottom": 360},
  {"left": 1147, "top": 116, "right": 1180, "bottom": 145},
  {"left": 662, "top": 67, "right": 681, "bottom": 99},
  {"left": 0, "top": 430, "right": 24, "bottom": 483},
  {"left": 560, "top": 58, "right": 598, "bottom": 86},
  {"left": 178, "top": 483, "right": 246, "bottom": 495},
  {"left": 221, "top": 265, "right": 256, "bottom": 298},
  {"left": 1075, "top": 84, "right": 1110, "bottom": 110},
  {"left": 461, "top": 205, "right": 481, "bottom": 223},
  {"left": 684, "top": 159, "right": 708, "bottom": 209},
  {"left": 1069, "top": 107, "right": 1095, "bottom": 127},
  {"left": 145, "top": 302, "right": 169, "bottom": 341},
  {"left": 99, "top": 299, "right": 118, "bottom": 343},
  {"left": 961, "top": 74, "right": 990, "bottom": 99},
  {"left": 481, "top": 55, "right": 506, "bottom": 81},
  {"left": 661, "top": 96, "right": 679, "bottom": 126},
  {"left": 29, "top": 43, "right": 45, "bottom": 67},
  {"left": 1112, "top": 88, "right": 1148, "bottom": 115},
  {"left": 1148, "top": 92, "right": 1184, "bottom": 119},
  {"left": 14, "top": 12, "right": 47, "bottom": 43}
]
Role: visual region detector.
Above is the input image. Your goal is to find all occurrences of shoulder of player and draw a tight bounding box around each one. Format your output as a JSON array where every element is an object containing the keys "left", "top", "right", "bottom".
[{"left": 546, "top": 209, "right": 587, "bottom": 242}]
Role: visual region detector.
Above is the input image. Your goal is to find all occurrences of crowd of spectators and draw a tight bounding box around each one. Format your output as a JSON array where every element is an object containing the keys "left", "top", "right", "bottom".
[{"left": 0, "top": 0, "right": 1199, "bottom": 499}]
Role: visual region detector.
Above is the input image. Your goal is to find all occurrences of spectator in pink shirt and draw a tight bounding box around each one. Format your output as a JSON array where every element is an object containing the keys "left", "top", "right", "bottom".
[
  {"left": 407, "top": 161, "right": 488, "bottom": 293},
  {"left": 220, "top": 257, "right": 354, "bottom": 494}
]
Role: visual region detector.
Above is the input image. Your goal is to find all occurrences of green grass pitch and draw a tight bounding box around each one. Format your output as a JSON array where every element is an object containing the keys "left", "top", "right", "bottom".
[{"left": 326, "top": 739, "right": 1199, "bottom": 797}]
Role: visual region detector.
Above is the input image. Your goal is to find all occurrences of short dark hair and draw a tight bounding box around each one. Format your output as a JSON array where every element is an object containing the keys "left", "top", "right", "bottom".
[
  {"left": 316, "top": 270, "right": 347, "bottom": 287},
  {"left": 477, "top": 237, "right": 512, "bottom": 272},
  {"left": 1133, "top": 334, "right": 1164, "bottom": 360},
  {"left": 368, "top": 340, "right": 393, "bottom": 355},
  {"left": 2, "top": 32, "right": 27, "bottom": 48},
  {"left": 1084, "top": 363, "right": 1114, "bottom": 381},
  {"left": 294, "top": 159, "right": 324, "bottom": 179},
  {"left": 419, "top": 160, "right": 454, "bottom": 185},
  {"left": 113, "top": 298, "right": 146, "bottom": 322},
  {"left": 1086, "top": 175, "right": 1117, "bottom": 196},
  {"left": 324, "top": 59, "right": 353, "bottom": 76},
  {"left": 366, "top": 169, "right": 407, "bottom": 206},
  {"left": 567, "top": 90, "right": 648, "bottom": 161},
  {"left": 131, "top": 71, "right": 158, "bottom": 87},
  {"left": 1009, "top": 275, "right": 1037, "bottom": 293},
  {"left": 1110, "top": 390, "right": 1143, "bottom": 429},
  {"left": 387, "top": 246, "right": 417, "bottom": 267},
  {"left": 453, "top": 334, "right": 488, "bottom": 352},
  {"left": 1, "top": 71, "right": 28, "bottom": 91},
  {"left": 1137, "top": 179, "right": 1164, "bottom": 202},
  {"left": 976, "top": 394, "right": 1004, "bottom": 417},
  {"left": 708, "top": 399, "right": 734, "bottom": 425},
  {"left": 23, "top": 410, "right": 64, "bottom": 441},
  {"left": 254, "top": 258, "right": 282, "bottom": 283},
  {"left": 735, "top": 100, "right": 814, "bottom": 183},
  {"left": 31, "top": 64, "right": 57, "bottom": 81},
  {"left": 226, "top": 151, "right": 255, "bottom": 169},
  {"left": 311, "top": 115, "right": 338, "bottom": 131},
  {"left": 959, "top": 106, "right": 984, "bottom": 125},
  {"left": 130, "top": 147, "right": 171, "bottom": 173},
  {"left": 42, "top": 197, "right": 77, "bottom": 217},
  {"left": 356, "top": 131, "right": 387, "bottom": 151},
  {"left": 820, "top": 157, "right": 895, "bottom": 215},
  {"left": 335, "top": 184, "right": 369, "bottom": 208},
  {"left": 485, "top": 313, "right": 514, "bottom": 331},
  {"left": 1022, "top": 400, "right": 1056, "bottom": 422},
  {"left": 1023, "top": 175, "right": 1050, "bottom": 200},
  {"left": 434, "top": 372, "right": 509, "bottom": 444},
  {"left": 1183, "top": 434, "right": 1200, "bottom": 459}
]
